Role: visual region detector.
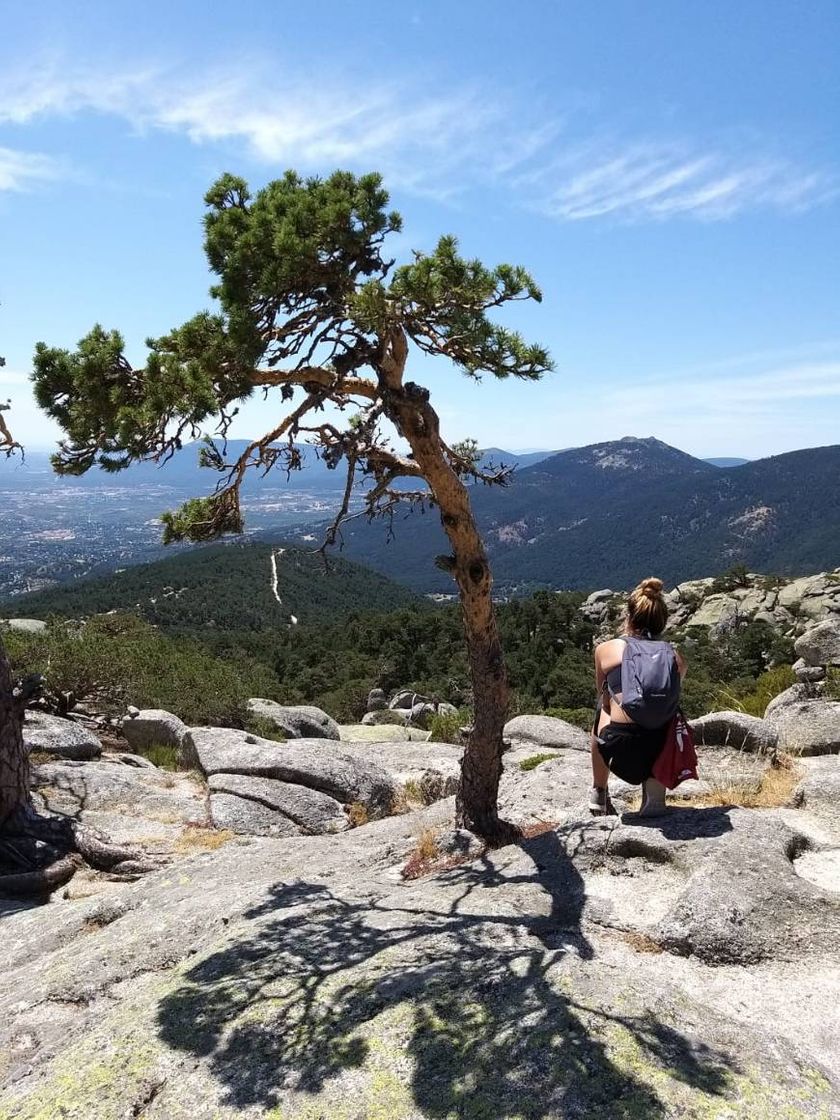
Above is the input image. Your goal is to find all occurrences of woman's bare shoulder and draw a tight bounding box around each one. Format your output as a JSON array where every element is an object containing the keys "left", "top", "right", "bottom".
[{"left": 594, "top": 638, "right": 625, "bottom": 665}]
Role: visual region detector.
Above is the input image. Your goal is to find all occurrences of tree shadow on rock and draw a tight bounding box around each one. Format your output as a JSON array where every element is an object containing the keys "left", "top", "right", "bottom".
[{"left": 157, "top": 827, "right": 737, "bottom": 1117}]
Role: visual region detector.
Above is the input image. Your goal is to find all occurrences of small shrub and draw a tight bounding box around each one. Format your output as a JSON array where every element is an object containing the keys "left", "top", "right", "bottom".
[
  {"left": 347, "top": 801, "right": 369, "bottom": 828},
  {"left": 714, "top": 665, "right": 796, "bottom": 717},
  {"left": 543, "top": 706, "right": 595, "bottom": 731},
  {"left": 243, "top": 714, "right": 286, "bottom": 742},
  {"left": 519, "top": 753, "right": 557, "bottom": 772},
  {"left": 824, "top": 667, "right": 840, "bottom": 701},
  {"left": 428, "top": 708, "right": 470, "bottom": 744}
]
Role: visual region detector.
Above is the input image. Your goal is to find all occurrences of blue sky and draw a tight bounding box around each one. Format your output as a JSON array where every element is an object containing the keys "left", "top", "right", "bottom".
[{"left": 1, "top": 0, "right": 838, "bottom": 460}]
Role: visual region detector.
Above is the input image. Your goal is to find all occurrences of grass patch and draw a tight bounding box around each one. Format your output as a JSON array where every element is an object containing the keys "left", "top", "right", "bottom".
[
  {"left": 427, "top": 708, "right": 470, "bottom": 744},
  {"left": 137, "top": 742, "right": 181, "bottom": 770},
  {"left": 174, "top": 825, "right": 235, "bottom": 854},
  {"left": 519, "top": 752, "right": 557, "bottom": 772},
  {"left": 243, "top": 713, "right": 287, "bottom": 742}
]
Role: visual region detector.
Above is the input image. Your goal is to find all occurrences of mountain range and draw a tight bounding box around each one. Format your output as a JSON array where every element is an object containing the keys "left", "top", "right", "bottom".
[
  {"left": 5, "top": 441, "right": 747, "bottom": 493},
  {"left": 309, "top": 437, "right": 840, "bottom": 593}
]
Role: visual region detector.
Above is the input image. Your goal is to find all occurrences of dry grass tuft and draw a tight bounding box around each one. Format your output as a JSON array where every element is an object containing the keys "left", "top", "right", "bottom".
[
  {"left": 174, "top": 826, "right": 235, "bottom": 854},
  {"left": 630, "top": 754, "right": 802, "bottom": 811},
  {"left": 612, "top": 929, "right": 665, "bottom": 955},
  {"left": 401, "top": 827, "right": 448, "bottom": 880},
  {"left": 519, "top": 819, "right": 560, "bottom": 840},
  {"left": 347, "top": 801, "right": 370, "bottom": 828}
]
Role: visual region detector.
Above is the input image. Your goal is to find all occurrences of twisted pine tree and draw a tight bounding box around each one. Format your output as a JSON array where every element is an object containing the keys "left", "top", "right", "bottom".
[{"left": 31, "top": 170, "right": 552, "bottom": 843}]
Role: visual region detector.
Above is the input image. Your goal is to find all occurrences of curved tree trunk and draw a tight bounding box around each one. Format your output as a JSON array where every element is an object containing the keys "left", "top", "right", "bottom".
[
  {"left": 0, "top": 632, "right": 29, "bottom": 828},
  {"left": 385, "top": 379, "right": 518, "bottom": 844},
  {"left": 0, "top": 633, "right": 151, "bottom": 897}
]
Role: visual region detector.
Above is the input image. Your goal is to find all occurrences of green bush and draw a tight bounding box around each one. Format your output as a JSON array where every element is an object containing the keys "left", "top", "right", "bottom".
[
  {"left": 243, "top": 714, "right": 287, "bottom": 742},
  {"left": 428, "top": 708, "right": 471, "bottom": 744},
  {"left": 712, "top": 665, "right": 797, "bottom": 717},
  {"left": 5, "top": 613, "right": 280, "bottom": 727},
  {"left": 543, "top": 706, "right": 595, "bottom": 731}
]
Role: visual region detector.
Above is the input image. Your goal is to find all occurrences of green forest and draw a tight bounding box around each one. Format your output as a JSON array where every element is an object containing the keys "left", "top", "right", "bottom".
[{"left": 5, "top": 583, "right": 800, "bottom": 731}]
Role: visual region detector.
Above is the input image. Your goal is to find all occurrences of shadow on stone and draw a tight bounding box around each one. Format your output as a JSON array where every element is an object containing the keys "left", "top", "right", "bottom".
[{"left": 157, "top": 826, "right": 736, "bottom": 1116}]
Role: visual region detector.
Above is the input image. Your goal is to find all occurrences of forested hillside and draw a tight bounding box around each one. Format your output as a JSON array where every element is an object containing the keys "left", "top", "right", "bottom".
[
  {"left": 324, "top": 437, "right": 840, "bottom": 592},
  {"left": 1, "top": 542, "right": 420, "bottom": 630}
]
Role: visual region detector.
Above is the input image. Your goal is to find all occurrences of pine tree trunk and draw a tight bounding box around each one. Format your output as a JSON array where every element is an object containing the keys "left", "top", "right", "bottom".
[
  {"left": 385, "top": 379, "right": 518, "bottom": 844},
  {"left": 0, "top": 632, "right": 30, "bottom": 829}
]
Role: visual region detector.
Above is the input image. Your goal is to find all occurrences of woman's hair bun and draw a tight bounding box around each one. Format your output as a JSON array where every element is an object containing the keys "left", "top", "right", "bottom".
[{"left": 639, "top": 577, "right": 664, "bottom": 599}]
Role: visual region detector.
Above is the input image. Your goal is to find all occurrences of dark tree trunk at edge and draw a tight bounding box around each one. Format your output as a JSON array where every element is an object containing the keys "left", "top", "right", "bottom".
[{"left": 0, "top": 632, "right": 29, "bottom": 829}]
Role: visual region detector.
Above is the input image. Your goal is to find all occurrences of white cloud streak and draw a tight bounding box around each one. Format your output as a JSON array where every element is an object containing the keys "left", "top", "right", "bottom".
[
  {"left": 532, "top": 142, "right": 837, "bottom": 222},
  {"left": 0, "top": 58, "right": 835, "bottom": 220},
  {"left": 0, "top": 146, "right": 61, "bottom": 192}
]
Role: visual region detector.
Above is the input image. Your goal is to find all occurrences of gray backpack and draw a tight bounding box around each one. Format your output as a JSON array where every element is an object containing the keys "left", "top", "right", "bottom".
[{"left": 619, "top": 637, "right": 681, "bottom": 729}]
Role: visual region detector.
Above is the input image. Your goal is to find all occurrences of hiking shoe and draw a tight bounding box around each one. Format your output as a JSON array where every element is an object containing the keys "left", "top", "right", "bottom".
[{"left": 588, "top": 786, "right": 616, "bottom": 816}]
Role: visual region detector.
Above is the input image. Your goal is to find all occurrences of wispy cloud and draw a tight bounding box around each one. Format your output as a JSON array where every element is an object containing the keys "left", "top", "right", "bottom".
[
  {"left": 0, "top": 58, "right": 835, "bottom": 220},
  {"left": 530, "top": 141, "right": 837, "bottom": 222},
  {"left": 0, "top": 146, "right": 61, "bottom": 192}
]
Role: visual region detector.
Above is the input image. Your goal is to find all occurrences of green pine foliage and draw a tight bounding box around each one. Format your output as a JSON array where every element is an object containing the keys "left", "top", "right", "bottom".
[{"left": 5, "top": 613, "right": 280, "bottom": 727}]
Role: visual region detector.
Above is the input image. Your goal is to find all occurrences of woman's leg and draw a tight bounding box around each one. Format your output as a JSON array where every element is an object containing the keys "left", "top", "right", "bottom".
[{"left": 589, "top": 706, "right": 615, "bottom": 814}]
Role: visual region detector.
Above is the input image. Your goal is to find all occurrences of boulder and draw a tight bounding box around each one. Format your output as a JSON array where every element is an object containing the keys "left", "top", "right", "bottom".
[
  {"left": 789, "top": 755, "right": 840, "bottom": 837},
  {"left": 246, "top": 699, "right": 341, "bottom": 741},
  {"left": 0, "top": 617, "right": 46, "bottom": 634},
  {"left": 208, "top": 773, "right": 347, "bottom": 835},
  {"left": 689, "top": 710, "right": 777, "bottom": 754},
  {"left": 31, "top": 759, "right": 205, "bottom": 827},
  {"left": 340, "top": 724, "right": 429, "bottom": 742},
  {"left": 794, "top": 620, "right": 840, "bottom": 667},
  {"left": 792, "top": 658, "right": 826, "bottom": 683},
  {"left": 23, "top": 712, "right": 102, "bottom": 761},
  {"left": 655, "top": 810, "right": 840, "bottom": 965},
  {"left": 389, "top": 689, "right": 432, "bottom": 711},
  {"left": 764, "top": 683, "right": 819, "bottom": 721},
  {"left": 772, "top": 701, "right": 840, "bottom": 756},
  {"left": 409, "top": 702, "right": 439, "bottom": 729},
  {"left": 361, "top": 708, "right": 410, "bottom": 726},
  {"left": 121, "top": 708, "right": 192, "bottom": 764},
  {"left": 208, "top": 794, "right": 299, "bottom": 838},
  {"left": 503, "top": 714, "right": 589, "bottom": 752},
  {"left": 189, "top": 728, "right": 399, "bottom": 817},
  {"left": 366, "top": 688, "right": 387, "bottom": 712}
]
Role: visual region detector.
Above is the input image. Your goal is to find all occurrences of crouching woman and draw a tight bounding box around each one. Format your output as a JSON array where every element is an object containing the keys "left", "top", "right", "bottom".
[{"left": 589, "top": 577, "right": 686, "bottom": 816}]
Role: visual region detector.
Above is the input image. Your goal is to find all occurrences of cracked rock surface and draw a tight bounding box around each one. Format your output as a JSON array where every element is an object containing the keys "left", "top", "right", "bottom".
[{"left": 2, "top": 743, "right": 839, "bottom": 1119}]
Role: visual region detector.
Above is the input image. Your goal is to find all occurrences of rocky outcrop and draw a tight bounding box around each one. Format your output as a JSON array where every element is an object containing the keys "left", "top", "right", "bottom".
[
  {"left": 189, "top": 727, "right": 399, "bottom": 819},
  {"left": 23, "top": 712, "right": 102, "bottom": 761},
  {"left": 503, "top": 713, "right": 589, "bottom": 752},
  {"left": 794, "top": 618, "right": 840, "bottom": 667},
  {"left": 581, "top": 569, "right": 840, "bottom": 637},
  {"left": 2, "top": 783, "right": 838, "bottom": 1119},
  {"left": 0, "top": 617, "right": 47, "bottom": 633},
  {"left": 246, "top": 699, "right": 342, "bottom": 740},
  {"left": 121, "top": 708, "right": 193, "bottom": 765},
  {"left": 208, "top": 773, "right": 348, "bottom": 836},
  {"left": 689, "top": 710, "right": 778, "bottom": 754},
  {"left": 361, "top": 708, "right": 410, "bottom": 726},
  {"left": 31, "top": 758, "right": 206, "bottom": 849},
  {"left": 771, "top": 700, "right": 840, "bottom": 756}
]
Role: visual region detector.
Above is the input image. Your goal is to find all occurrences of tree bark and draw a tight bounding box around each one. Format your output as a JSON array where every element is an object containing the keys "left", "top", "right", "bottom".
[
  {"left": 0, "top": 633, "right": 150, "bottom": 897},
  {"left": 383, "top": 374, "right": 519, "bottom": 844},
  {"left": 0, "top": 632, "right": 29, "bottom": 828}
]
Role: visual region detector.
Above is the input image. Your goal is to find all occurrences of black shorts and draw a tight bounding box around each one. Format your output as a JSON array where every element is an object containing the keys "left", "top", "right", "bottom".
[{"left": 594, "top": 709, "right": 669, "bottom": 785}]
